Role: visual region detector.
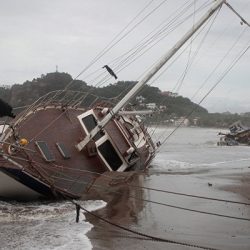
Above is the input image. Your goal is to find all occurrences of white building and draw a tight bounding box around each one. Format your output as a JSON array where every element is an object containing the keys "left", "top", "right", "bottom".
[{"left": 146, "top": 103, "right": 157, "bottom": 110}]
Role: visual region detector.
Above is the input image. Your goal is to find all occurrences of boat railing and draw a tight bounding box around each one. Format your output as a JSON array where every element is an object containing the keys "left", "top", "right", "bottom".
[{"left": 14, "top": 90, "right": 119, "bottom": 126}]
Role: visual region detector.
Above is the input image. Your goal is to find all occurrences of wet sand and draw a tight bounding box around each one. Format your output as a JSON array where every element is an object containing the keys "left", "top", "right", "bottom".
[{"left": 86, "top": 166, "right": 250, "bottom": 250}]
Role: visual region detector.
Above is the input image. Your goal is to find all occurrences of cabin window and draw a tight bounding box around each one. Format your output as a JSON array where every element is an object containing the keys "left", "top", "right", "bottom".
[
  {"left": 35, "top": 141, "right": 55, "bottom": 162},
  {"left": 82, "top": 114, "right": 104, "bottom": 141},
  {"left": 82, "top": 114, "right": 97, "bottom": 131},
  {"left": 56, "top": 142, "right": 71, "bottom": 159},
  {"left": 98, "top": 140, "right": 122, "bottom": 171}
]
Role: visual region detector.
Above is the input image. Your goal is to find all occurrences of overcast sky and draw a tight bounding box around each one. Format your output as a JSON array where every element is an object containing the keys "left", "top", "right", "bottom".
[{"left": 0, "top": 0, "right": 249, "bottom": 113}]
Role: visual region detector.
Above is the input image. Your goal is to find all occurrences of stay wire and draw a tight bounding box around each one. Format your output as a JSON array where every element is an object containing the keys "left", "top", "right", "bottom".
[
  {"left": 159, "top": 43, "right": 250, "bottom": 147},
  {"left": 3, "top": 143, "right": 248, "bottom": 209},
  {"left": 171, "top": 0, "right": 197, "bottom": 94},
  {"left": 191, "top": 25, "right": 248, "bottom": 101},
  {"left": 76, "top": 1, "right": 212, "bottom": 112},
  {"left": 86, "top": 0, "right": 211, "bottom": 90},
  {"left": 69, "top": 198, "right": 219, "bottom": 250},
  {"left": 77, "top": 0, "right": 155, "bottom": 83},
  {"left": 19, "top": 157, "right": 250, "bottom": 222},
  {"left": 85, "top": 0, "right": 212, "bottom": 112},
  {"left": 47, "top": 163, "right": 250, "bottom": 206},
  {"left": 152, "top": 9, "right": 247, "bottom": 143},
  {"left": 151, "top": 4, "right": 221, "bottom": 141},
  {"left": 131, "top": 2, "right": 218, "bottom": 141},
  {"left": 63, "top": 0, "right": 158, "bottom": 90},
  {"left": 85, "top": 0, "right": 196, "bottom": 87},
  {"left": 53, "top": 175, "right": 250, "bottom": 222},
  {"left": 69, "top": 0, "right": 176, "bottom": 106},
  {"left": 117, "top": 1, "right": 211, "bottom": 80},
  {"left": 40, "top": 0, "right": 159, "bottom": 105}
]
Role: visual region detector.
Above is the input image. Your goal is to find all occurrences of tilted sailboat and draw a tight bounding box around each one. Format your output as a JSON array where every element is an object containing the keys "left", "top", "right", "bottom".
[{"left": 0, "top": 0, "right": 248, "bottom": 200}]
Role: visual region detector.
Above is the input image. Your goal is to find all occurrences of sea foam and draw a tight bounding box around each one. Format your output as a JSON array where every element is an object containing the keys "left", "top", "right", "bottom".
[{"left": 0, "top": 200, "right": 106, "bottom": 250}]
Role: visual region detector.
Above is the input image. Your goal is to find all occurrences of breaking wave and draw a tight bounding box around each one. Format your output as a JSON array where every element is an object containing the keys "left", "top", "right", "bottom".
[
  {"left": 152, "top": 159, "right": 195, "bottom": 170},
  {"left": 0, "top": 200, "right": 106, "bottom": 250}
]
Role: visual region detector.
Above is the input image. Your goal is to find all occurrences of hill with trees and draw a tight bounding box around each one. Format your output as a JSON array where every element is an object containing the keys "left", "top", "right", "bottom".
[{"left": 0, "top": 72, "right": 249, "bottom": 128}]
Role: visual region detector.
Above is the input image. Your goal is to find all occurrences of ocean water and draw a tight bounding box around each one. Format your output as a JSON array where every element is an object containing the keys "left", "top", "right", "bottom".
[
  {"left": 0, "top": 200, "right": 106, "bottom": 250},
  {"left": 151, "top": 127, "right": 250, "bottom": 169},
  {"left": 1, "top": 127, "right": 250, "bottom": 250}
]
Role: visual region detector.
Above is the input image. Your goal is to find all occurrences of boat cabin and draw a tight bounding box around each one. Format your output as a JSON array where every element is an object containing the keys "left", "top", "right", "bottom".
[{"left": 77, "top": 109, "right": 139, "bottom": 172}]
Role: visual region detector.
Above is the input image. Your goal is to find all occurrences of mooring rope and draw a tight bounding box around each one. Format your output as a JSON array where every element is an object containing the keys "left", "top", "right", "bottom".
[
  {"left": 70, "top": 198, "right": 219, "bottom": 250},
  {"left": 2, "top": 149, "right": 249, "bottom": 207}
]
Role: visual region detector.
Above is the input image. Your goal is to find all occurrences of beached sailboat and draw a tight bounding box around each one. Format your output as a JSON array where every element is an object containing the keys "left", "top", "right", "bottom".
[
  {"left": 0, "top": 0, "right": 248, "bottom": 200},
  {"left": 0, "top": 91, "right": 156, "bottom": 199}
]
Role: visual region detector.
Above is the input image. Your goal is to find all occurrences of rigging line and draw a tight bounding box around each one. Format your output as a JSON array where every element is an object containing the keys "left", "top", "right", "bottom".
[
  {"left": 86, "top": 1, "right": 211, "bottom": 89},
  {"left": 73, "top": 75, "right": 110, "bottom": 104},
  {"left": 129, "top": 184, "right": 250, "bottom": 206},
  {"left": 109, "top": 1, "right": 196, "bottom": 67},
  {"left": 156, "top": 3, "right": 220, "bottom": 92},
  {"left": 113, "top": 0, "right": 211, "bottom": 67},
  {"left": 81, "top": 1, "right": 213, "bottom": 109},
  {"left": 51, "top": 175, "right": 250, "bottom": 222},
  {"left": 148, "top": 1, "right": 202, "bottom": 138},
  {"left": 112, "top": 1, "right": 214, "bottom": 85},
  {"left": 152, "top": 12, "right": 249, "bottom": 142},
  {"left": 41, "top": 0, "right": 157, "bottom": 104},
  {"left": 225, "top": 2, "right": 250, "bottom": 27},
  {"left": 36, "top": 162, "right": 250, "bottom": 206},
  {"left": 191, "top": 26, "right": 248, "bottom": 101},
  {"left": 90, "top": 11, "right": 207, "bottom": 141},
  {"left": 81, "top": 0, "right": 156, "bottom": 81},
  {"left": 159, "top": 43, "right": 250, "bottom": 147},
  {"left": 179, "top": 4, "right": 250, "bottom": 85},
  {"left": 82, "top": 0, "right": 164, "bottom": 84},
  {"left": 174, "top": 1, "right": 197, "bottom": 94},
  {"left": 135, "top": 7, "right": 219, "bottom": 141},
  {"left": 29, "top": 111, "right": 66, "bottom": 143},
  {"left": 3, "top": 151, "right": 249, "bottom": 208},
  {"left": 129, "top": 1, "right": 215, "bottom": 88},
  {"left": 63, "top": 0, "right": 168, "bottom": 91},
  {"left": 69, "top": 200, "right": 219, "bottom": 250},
  {"left": 17, "top": 149, "right": 246, "bottom": 217},
  {"left": 84, "top": 0, "right": 194, "bottom": 83},
  {"left": 151, "top": 5, "right": 221, "bottom": 141},
  {"left": 53, "top": 0, "right": 191, "bottom": 102},
  {"left": 88, "top": 10, "right": 206, "bottom": 97},
  {"left": 112, "top": 1, "right": 212, "bottom": 75},
  {"left": 195, "top": 43, "right": 250, "bottom": 106},
  {"left": 83, "top": 0, "right": 209, "bottom": 84},
  {"left": 205, "top": 0, "right": 250, "bottom": 51}
]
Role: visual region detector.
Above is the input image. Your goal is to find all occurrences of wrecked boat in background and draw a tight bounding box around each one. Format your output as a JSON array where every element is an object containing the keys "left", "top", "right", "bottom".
[{"left": 218, "top": 121, "right": 250, "bottom": 146}]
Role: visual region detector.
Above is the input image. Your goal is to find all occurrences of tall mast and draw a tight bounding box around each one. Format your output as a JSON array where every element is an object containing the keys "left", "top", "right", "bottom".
[{"left": 76, "top": 0, "right": 225, "bottom": 151}]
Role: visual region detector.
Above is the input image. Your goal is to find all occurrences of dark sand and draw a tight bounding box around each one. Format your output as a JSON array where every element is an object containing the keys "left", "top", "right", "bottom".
[{"left": 85, "top": 166, "right": 250, "bottom": 250}]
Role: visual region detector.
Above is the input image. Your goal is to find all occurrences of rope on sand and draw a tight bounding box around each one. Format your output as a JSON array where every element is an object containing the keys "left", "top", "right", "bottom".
[{"left": 71, "top": 199, "right": 219, "bottom": 250}]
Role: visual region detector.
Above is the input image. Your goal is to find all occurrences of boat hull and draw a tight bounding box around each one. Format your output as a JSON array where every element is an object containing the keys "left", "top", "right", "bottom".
[{"left": 0, "top": 167, "right": 53, "bottom": 200}]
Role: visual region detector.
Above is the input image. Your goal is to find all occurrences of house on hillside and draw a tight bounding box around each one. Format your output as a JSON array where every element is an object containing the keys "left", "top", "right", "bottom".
[
  {"left": 146, "top": 103, "right": 157, "bottom": 110},
  {"left": 136, "top": 95, "right": 146, "bottom": 103},
  {"left": 161, "top": 91, "right": 178, "bottom": 97}
]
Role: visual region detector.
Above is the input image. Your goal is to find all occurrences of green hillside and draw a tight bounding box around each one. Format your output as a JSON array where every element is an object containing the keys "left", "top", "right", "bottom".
[{"left": 1, "top": 72, "right": 249, "bottom": 127}]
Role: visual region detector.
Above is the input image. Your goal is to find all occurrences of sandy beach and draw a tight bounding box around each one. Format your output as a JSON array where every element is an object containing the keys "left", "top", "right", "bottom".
[{"left": 86, "top": 165, "right": 250, "bottom": 250}]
